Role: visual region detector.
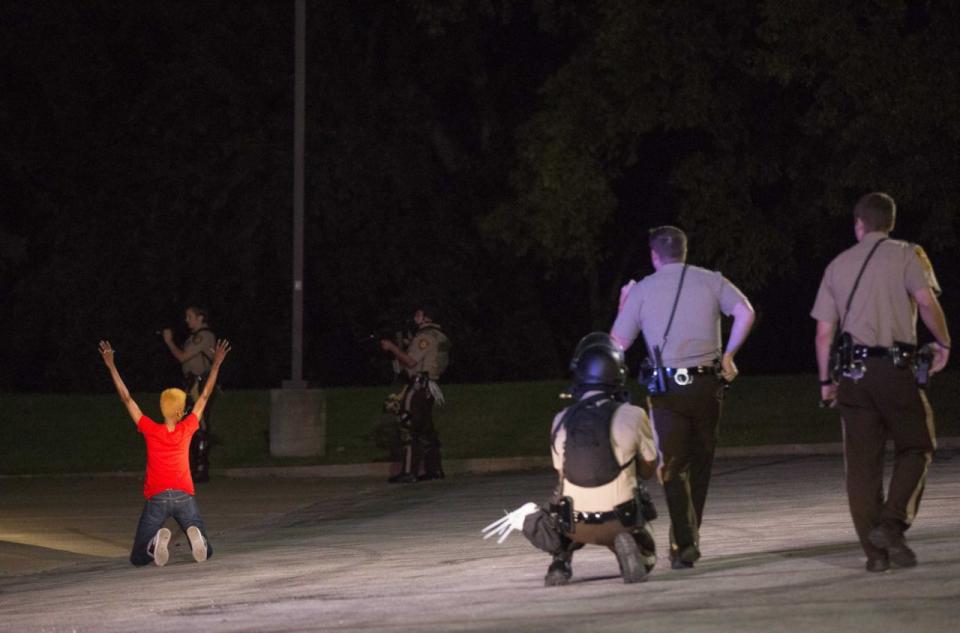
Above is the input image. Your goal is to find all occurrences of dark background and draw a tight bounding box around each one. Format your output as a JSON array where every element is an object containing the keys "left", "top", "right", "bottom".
[{"left": 1, "top": 0, "right": 957, "bottom": 392}]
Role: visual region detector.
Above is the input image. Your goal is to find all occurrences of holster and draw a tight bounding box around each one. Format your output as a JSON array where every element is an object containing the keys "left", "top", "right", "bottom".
[
  {"left": 636, "top": 484, "right": 658, "bottom": 522},
  {"left": 829, "top": 332, "right": 854, "bottom": 382},
  {"left": 915, "top": 344, "right": 934, "bottom": 388},
  {"left": 522, "top": 508, "right": 565, "bottom": 554}
]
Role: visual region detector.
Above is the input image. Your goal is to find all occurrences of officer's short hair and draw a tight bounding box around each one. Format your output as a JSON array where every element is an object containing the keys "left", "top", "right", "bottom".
[
  {"left": 854, "top": 192, "right": 896, "bottom": 233},
  {"left": 160, "top": 388, "right": 187, "bottom": 420},
  {"left": 648, "top": 226, "right": 687, "bottom": 263},
  {"left": 186, "top": 305, "right": 210, "bottom": 324},
  {"left": 417, "top": 303, "right": 439, "bottom": 322}
]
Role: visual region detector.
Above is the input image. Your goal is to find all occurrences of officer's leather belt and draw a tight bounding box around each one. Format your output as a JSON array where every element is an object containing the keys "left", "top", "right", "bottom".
[
  {"left": 852, "top": 344, "right": 915, "bottom": 362},
  {"left": 573, "top": 509, "right": 620, "bottom": 524},
  {"left": 661, "top": 366, "right": 716, "bottom": 376},
  {"left": 573, "top": 499, "right": 637, "bottom": 525}
]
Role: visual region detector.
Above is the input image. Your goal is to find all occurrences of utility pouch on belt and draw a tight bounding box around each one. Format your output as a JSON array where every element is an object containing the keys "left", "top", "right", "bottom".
[
  {"left": 555, "top": 496, "right": 574, "bottom": 533},
  {"left": 613, "top": 499, "right": 639, "bottom": 527}
]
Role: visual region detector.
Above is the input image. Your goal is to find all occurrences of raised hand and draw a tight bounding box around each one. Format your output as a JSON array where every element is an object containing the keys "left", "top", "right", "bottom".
[
  {"left": 99, "top": 340, "right": 116, "bottom": 367},
  {"left": 210, "top": 339, "right": 232, "bottom": 367}
]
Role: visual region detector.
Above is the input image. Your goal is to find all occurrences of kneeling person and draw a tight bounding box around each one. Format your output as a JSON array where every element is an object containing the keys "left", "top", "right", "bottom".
[
  {"left": 98, "top": 338, "right": 231, "bottom": 567},
  {"left": 486, "top": 333, "right": 658, "bottom": 586}
]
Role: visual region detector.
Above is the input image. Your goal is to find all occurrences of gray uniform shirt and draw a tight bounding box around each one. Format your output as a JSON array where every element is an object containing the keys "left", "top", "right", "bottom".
[
  {"left": 810, "top": 232, "right": 941, "bottom": 347},
  {"left": 611, "top": 263, "right": 748, "bottom": 367}
]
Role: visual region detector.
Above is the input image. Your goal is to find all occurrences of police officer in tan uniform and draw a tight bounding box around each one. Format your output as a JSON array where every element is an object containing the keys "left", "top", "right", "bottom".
[
  {"left": 611, "top": 226, "right": 755, "bottom": 569},
  {"left": 811, "top": 192, "right": 951, "bottom": 572},
  {"left": 163, "top": 306, "right": 218, "bottom": 482},
  {"left": 380, "top": 306, "right": 450, "bottom": 483}
]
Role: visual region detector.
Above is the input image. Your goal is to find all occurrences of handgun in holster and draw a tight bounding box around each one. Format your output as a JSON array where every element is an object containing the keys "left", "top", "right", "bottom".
[
  {"left": 640, "top": 345, "right": 668, "bottom": 395},
  {"left": 554, "top": 496, "right": 574, "bottom": 534},
  {"left": 915, "top": 344, "right": 934, "bottom": 388}
]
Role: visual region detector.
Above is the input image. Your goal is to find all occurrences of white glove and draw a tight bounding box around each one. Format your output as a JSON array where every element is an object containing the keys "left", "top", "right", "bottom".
[{"left": 481, "top": 502, "right": 539, "bottom": 544}]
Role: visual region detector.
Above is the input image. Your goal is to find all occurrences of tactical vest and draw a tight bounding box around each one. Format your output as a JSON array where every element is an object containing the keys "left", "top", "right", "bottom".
[{"left": 553, "top": 394, "right": 633, "bottom": 488}]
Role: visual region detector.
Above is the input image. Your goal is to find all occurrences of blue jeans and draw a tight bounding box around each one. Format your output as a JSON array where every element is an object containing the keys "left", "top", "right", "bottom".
[{"left": 130, "top": 489, "right": 212, "bottom": 566}]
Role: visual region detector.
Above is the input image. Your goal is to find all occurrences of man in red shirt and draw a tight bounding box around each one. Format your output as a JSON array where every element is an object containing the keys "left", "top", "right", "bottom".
[{"left": 99, "top": 338, "right": 231, "bottom": 567}]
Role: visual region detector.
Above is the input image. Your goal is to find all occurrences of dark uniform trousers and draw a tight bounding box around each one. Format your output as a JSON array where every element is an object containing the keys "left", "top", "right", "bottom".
[
  {"left": 648, "top": 376, "right": 722, "bottom": 558},
  {"left": 185, "top": 373, "right": 215, "bottom": 481},
  {"left": 838, "top": 357, "right": 935, "bottom": 559},
  {"left": 401, "top": 379, "right": 443, "bottom": 477}
]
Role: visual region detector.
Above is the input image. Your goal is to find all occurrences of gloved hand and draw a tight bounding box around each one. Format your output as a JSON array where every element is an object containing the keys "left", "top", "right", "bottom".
[{"left": 481, "top": 502, "right": 539, "bottom": 544}]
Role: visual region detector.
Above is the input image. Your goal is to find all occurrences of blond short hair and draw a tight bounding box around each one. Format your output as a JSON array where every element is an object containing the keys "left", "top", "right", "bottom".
[{"left": 160, "top": 388, "right": 187, "bottom": 420}]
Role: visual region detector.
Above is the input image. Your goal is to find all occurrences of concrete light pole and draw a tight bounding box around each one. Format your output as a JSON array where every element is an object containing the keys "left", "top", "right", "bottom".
[{"left": 270, "top": 0, "right": 325, "bottom": 457}]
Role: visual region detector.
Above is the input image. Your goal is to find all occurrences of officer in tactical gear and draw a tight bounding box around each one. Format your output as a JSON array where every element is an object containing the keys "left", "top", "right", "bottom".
[
  {"left": 162, "top": 306, "right": 218, "bottom": 483},
  {"left": 380, "top": 305, "right": 451, "bottom": 483},
  {"left": 483, "top": 333, "right": 659, "bottom": 586}
]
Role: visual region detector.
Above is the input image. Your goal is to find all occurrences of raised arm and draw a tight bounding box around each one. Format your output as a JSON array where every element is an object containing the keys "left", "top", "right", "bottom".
[
  {"left": 191, "top": 339, "right": 231, "bottom": 420},
  {"left": 99, "top": 341, "right": 143, "bottom": 424}
]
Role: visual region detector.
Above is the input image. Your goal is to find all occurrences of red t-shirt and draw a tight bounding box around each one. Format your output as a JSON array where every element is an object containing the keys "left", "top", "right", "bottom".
[{"left": 137, "top": 413, "right": 199, "bottom": 499}]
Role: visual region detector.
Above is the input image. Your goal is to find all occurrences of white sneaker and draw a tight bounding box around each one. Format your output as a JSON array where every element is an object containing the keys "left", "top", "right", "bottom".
[
  {"left": 186, "top": 526, "right": 208, "bottom": 562},
  {"left": 149, "top": 528, "right": 172, "bottom": 567}
]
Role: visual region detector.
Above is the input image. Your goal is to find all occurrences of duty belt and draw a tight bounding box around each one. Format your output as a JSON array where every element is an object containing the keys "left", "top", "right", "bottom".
[
  {"left": 573, "top": 499, "right": 638, "bottom": 525},
  {"left": 655, "top": 366, "right": 718, "bottom": 387},
  {"left": 574, "top": 509, "right": 619, "bottom": 524},
  {"left": 852, "top": 343, "right": 915, "bottom": 363}
]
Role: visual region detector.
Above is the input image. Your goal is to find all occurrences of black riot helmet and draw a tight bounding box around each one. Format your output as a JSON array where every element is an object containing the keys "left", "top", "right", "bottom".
[{"left": 569, "top": 332, "right": 627, "bottom": 396}]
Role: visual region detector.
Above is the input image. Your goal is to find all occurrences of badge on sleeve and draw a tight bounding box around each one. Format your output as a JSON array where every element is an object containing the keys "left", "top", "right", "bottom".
[
  {"left": 913, "top": 245, "right": 933, "bottom": 273},
  {"left": 419, "top": 339, "right": 430, "bottom": 350}
]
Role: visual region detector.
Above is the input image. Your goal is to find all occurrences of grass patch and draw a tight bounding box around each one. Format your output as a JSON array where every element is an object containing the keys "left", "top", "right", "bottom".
[{"left": 2, "top": 373, "right": 958, "bottom": 475}]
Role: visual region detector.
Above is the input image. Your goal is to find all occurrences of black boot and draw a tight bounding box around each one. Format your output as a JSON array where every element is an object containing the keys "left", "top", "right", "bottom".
[
  {"left": 388, "top": 472, "right": 417, "bottom": 484},
  {"left": 544, "top": 556, "right": 572, "bottom": 587},
  {"left": 614, "top": 532, "right": 648, "bottom": 584}
]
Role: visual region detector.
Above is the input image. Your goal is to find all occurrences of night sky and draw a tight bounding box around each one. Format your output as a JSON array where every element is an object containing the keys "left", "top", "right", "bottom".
[{"left": 1, "top": 1, "right": 957, "bottom": 392}]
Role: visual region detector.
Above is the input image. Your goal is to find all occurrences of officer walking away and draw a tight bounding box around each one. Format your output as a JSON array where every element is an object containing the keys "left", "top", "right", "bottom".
[
  {"left": 811, "top": 192, "right": 950, "bottom": 573},
  {"left": 481, "top": 333, "right": 659, "bottom": 586},
  {"left": 162, "top": 306, "right": 218, "bottom": 483},
  {"left": 611, "top": 226, "right": 755, "bottom": 570},
  {"left": 380, "top": 305, "right": 451, "bottom": 483}
]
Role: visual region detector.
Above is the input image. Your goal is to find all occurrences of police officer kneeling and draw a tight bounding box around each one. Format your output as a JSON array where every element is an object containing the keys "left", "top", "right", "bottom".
[{"left": 525, "top": 333, "right": 659, "bottom": 586}]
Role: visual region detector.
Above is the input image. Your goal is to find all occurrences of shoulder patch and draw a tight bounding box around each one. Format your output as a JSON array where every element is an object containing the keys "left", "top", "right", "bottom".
[
  {"left": 913, "top": 245, "right": 933, "bottom": 273},
  {"left": 418, "top": 338, "right": 430, "bottom": 350},
  {"left": 193, "top": 333, "right": 204, "bottom": 344}
]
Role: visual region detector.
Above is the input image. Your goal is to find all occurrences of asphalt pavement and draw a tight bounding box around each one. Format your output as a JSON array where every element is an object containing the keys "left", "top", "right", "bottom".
[{"left": 1, "top": 454, "right": 959, "bottom": 632}]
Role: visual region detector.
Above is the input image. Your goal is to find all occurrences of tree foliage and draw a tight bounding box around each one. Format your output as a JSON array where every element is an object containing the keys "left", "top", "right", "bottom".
[{"left": 1, "top": 1, "right": 956, "bottom": 390}]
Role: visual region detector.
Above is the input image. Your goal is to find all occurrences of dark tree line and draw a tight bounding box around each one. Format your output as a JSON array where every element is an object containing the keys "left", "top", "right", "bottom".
[{"left": 1, "top": 1, "right": 957, "bottom": 392}]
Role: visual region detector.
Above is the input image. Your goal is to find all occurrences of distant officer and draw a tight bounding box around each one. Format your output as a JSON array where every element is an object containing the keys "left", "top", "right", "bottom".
[
  {"left": 163, "top": 306, "right": 218, "bottom": 483},
  {"left": 482, "top": 333, "right": 658, "bottom": 585},
  {"left": 811, "top": 192, "right": 950, "bottom": 572},
  {"left": 611, "top": 226, "right": 755, "bottom": 569},
  {"left": 380, "top": 306, "right": 451, "bottom": 483}
]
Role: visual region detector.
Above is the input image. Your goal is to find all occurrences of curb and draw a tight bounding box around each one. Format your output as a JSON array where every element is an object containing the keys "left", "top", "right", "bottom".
[
  {"left": 221, "top": 437, "right": 960, "bottom": 479},
  {"left": 4, "top": 438, "right": 957, "bottom": 480}
]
